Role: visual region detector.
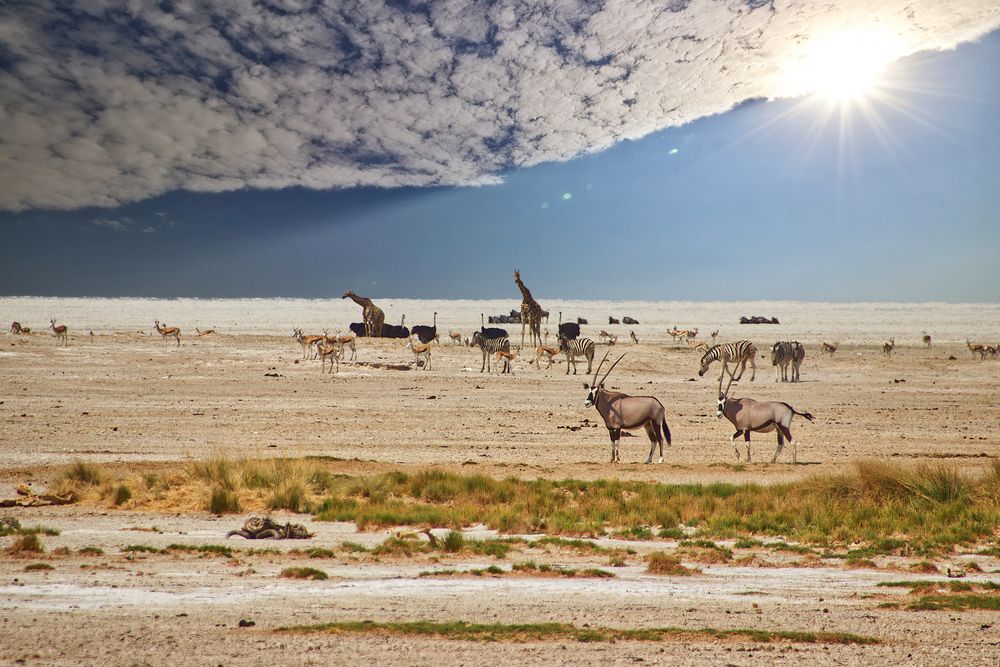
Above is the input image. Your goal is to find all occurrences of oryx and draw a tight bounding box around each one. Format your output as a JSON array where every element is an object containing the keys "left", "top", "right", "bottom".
[
  {"left": 583, "top": 352, "right": 673, "bottom": 464},
  {"left": 716, "top": 392, "right": 814, "bottom": 464}
]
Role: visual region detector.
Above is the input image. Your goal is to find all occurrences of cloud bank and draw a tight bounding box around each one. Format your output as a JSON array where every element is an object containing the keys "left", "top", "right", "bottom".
[{"left": 0, "top": 0, "right": 997, "bottom": 211}]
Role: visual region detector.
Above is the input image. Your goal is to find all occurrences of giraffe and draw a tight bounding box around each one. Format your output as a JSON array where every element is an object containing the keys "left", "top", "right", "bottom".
[
  {"left": 342, "top": 291, "right": 385, "bottom": 338},
  {"left": 514, "top": 270, "right": 543, "bottom": 348}
]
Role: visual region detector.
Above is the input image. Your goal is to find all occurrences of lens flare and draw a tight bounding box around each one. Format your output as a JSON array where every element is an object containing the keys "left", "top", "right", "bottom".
[{"left": 786, "top": 28, "right": 906, "bottom": 102}]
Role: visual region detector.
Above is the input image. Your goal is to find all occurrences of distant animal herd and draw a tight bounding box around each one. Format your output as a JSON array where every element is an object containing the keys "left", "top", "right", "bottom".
[{"left": 6, "top": 272, "right": 997, "bottom": 464}]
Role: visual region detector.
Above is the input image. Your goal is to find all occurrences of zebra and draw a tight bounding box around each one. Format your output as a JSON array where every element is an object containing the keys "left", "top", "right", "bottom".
[
  {"left": 791, "top": 341, "right": 805, "bottom": 381},
  {"left": 559, "top": 334, "right": 596, "bottom": 375},
  {"left": 771, "top": 341, "right": 805, "bottom": 382},
  {"left": 471, "top": 331, "right": 510, "bottom": 373},
  {"left": 771, "top": 341, "right": 793, "bottom": 382},
  {"left": 698, "top": 340, "right": 757, "bottom": 395}
]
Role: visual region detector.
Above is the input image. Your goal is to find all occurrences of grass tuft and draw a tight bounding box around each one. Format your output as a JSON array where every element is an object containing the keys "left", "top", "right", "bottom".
[
  {"left": 442, "top": 530, "right": 465, "bottom": 552},
  {"left": 276, "top": 620, "right": 877, "bottom": 645},
  {"left": 23, "top": 562, "right": 55, "bottom": 573},
  {"left": 7, "top": 533, "right": 44, "bottom": 554},
  {"left": 64, "top": 460, "right": 104, "bottom": 486},
  {"left": 208, "top": 487, "right": 241, "bottom": 514},
  {"left": 112, "top": 484, "right": 132, "bottom": 506},
  {"left": 646, "top": 551, "right": 698, "bottom": 576},
  {"left": 166, "top": 543, "right": 233, "bottom": 557},
  {"left": 280, "top": 566, "right": 328, "bottom": 580},
  {"left": 122, "top": 544, "right": 161, "bottom": 554}
]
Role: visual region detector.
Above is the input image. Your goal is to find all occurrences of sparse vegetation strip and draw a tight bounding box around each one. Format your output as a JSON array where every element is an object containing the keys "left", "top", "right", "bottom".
[
  {"left": 276, "top": 620, "right": 878, "bottom": 644},
  {"left": 48, "top": 458, "right": 1000, "bottom": 554}
]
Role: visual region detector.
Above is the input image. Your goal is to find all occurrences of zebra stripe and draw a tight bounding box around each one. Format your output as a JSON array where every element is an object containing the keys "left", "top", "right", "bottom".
[
  {"left": 698, "top": 340, "right": 758, "bottom": 387},
  {"left": 472, "top": 332, "right": 510, "bottom": 372},
  {"left": 771, "top": 341, "right": 804, "bottom": 382},
  {"left": 560, "top": 336, "right": 595, "bottom": 375},
  {"left": 701, "top": 340, "right": 756, "bottom": 369}
]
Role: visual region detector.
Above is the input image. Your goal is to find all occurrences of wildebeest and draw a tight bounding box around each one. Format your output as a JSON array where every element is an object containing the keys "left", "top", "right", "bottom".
[
  {"left": 716, "top": 393, "right": 814, "bottom": 464},
  {"left": 583, "top": 353, "right": 673, "bottom": 464}
]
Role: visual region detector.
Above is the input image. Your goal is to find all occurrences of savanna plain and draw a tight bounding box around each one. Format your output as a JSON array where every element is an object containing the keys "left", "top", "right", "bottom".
[{"left": 2, "top": 305, "right": 1000, "bottom": 666}]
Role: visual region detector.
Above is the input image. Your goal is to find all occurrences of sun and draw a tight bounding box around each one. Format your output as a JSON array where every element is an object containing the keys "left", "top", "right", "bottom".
[{"left": 788, "top": 28, "right": 906, "bottom": 102}]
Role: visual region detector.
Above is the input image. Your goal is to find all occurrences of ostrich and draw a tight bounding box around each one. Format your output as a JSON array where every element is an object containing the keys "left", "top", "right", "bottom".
[
  {"left": 382, "top": 315, "right": 410, "bottom": 339},
  {"left": 411, "top": 312, "right": 438, "bottom": 344},
  {"left": 557, "top": 311, "right": 581, "bottom": 341},
  {"left": 479, "top": 314, "right": 508, "bottom": 340}
]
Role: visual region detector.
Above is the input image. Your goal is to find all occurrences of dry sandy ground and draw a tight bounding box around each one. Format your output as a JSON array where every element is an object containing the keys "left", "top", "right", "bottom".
[{"left": 2, "top": 332, "right": 999, "bottom": 665}]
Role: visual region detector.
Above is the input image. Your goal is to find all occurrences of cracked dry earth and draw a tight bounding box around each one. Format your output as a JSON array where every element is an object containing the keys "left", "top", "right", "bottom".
[{"left": 2, "top": 333, "right": 999, "bottom": 665}]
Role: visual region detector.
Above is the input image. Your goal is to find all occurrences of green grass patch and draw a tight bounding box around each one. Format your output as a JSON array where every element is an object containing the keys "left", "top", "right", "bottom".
[
  {"left": 419, "top": 565, "right": 506, "bottom": 577},
  {"left": 24, "top": 562, "right": 54, "bottom": 571},
  {"left": 906, "top": 594, "right": 1000, "bottom": 611},
  {"left": 465, "top": 538, "right": 523, "bottom": 559},
  {"left": 208, "top": 487, "right": 241, "bottom": 514},
  {"left": 280, "top": 566, "right": 328, "bottom": 580},
  {"left": 276, "top": 620, "right": 877, "bottom": 645},
  {"left": 371, "top": 536, "right": 430, "bottom": 557},
  {"left": 122, "top": 544, "right": 161, "bottom": 554},
  {"left": 166, "top": 543, "right": 234, "bottom": 557},
  {"left": 511, "top": 561, "right": 614, "bottom": 578},
  {"left": 306, "top": 461, "right": 1000, "bottom": 555},
  {"left": 0, "top": 520, "right": 60, "bottom": 538},
  {"left": 7, "top": 533, "right": 44, "bottom": 554},
  {"left": 303, "top": 547, "right": 336, "bottom": 558},
  {"left": 63, "top": 460, "right": 104, "bottom": 486},
  {"left": 877, "top": 580, "right": 999, "bottom": 593},
  {"left": 78, "top": 546, "right": 104, "bottom": 555},
  {"left": 112, "top": 484, "right": 132, "bottom": 506},
  {"left": 339, "top": 542, "right": 370, "bottom": 553},
  {"left": 646, "top": 551, "right": 698, "bottom": 576}
]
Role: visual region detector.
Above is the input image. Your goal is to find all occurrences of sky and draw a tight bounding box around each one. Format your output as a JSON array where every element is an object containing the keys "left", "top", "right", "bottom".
[{"left": 1, "top": 1, "right": 999, "bottom": 301}]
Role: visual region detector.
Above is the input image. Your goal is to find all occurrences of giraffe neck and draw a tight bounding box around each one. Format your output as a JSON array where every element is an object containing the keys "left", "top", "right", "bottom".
[
  {"left": 349, "top": 294, "right": 372, "bottom": 308},
  {"left": 515, "top": 279, "right": 534, "bottom": 304}
]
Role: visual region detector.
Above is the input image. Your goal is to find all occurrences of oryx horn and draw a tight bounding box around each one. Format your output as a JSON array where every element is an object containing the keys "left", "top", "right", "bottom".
[
  {"left": 591, "top": 351, "right": 611, "bottom": 386},
  {"left": 599, "top": 353, "right": 626, "bottom": 386}
]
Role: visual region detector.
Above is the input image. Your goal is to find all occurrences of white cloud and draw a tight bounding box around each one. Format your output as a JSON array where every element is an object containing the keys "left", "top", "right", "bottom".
[{"left": 0, "top": 0, "right": 998, "bottom": 211}]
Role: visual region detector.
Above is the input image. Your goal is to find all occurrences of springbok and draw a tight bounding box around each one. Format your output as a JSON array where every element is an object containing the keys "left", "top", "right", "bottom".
[
  {"left": 153, "top": 320, "right": 181, "bottom": 347},
  {"left": 667, "top": 327, "right": 684, "bottom": 345},
  {"left": 406, "top": 339, "right": 432, "bottom": 370},
  {"left": 686, "top": 339, "right": 709, "bottom": 352},
  {"left": 821, "top": 341, "right": 838, "bottom": 355},
  {"left": 448, "top": 331, "right": 463, "bottom": 344},
  {"left": 597, "top": 329, "right": 618, "bottom": 346},
  {"left": 10, "top": 322, "right": 29, "bottom": 335},
  {"left": 967, "top": 340, "right": 985, "bottom": 358},
  {"left": 583, "top": 353, "right": 673, "bottom": 464},
  {"left": 532, "top": 344, "right": 561, "bottom": 369},
  {"left": 471, "top": 331, "right": 510, "bottom": 372},
  {"left": 50, "top": 319, "right": 68, "bottom": 345},
  {"left": 716, "top": 392, "right": 814, "bottom": 463},
  {"left": 882, "top": 338, "right": 895, "bottom": 356},
  {"left": 316, "top": 339, "right": 340, "bottom": 374},
  {"left": 492, "top": 346, "right": 519, "bottom": 375},
  {"left": 293, "top": 328, "right": 324, "bottom": 359},
  {"left": 324, "top": 331, "right": 357, "bottom": 361},
  {"left": 710, "top": 330, "right": 719, "bottom": 344},
  {"left": 196, "top": 328, "right": 216, "bottom": 336},
  {"left": 922, "top": 333, "right": 932, "bottom": 349}
]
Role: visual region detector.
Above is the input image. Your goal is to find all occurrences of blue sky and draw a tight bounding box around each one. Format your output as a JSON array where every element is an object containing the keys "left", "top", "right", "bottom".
[{"left": 0, "top": 2, "right": 998, "bottom": 300}]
